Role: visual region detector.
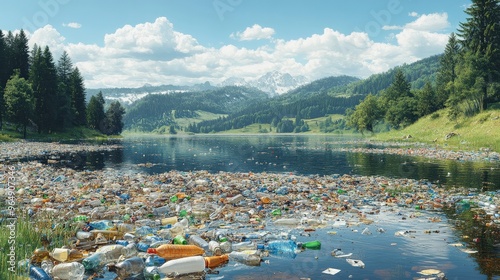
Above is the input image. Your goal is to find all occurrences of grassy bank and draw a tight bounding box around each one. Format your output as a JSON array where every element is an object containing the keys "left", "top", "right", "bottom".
[
  {"left": 0, "top": 125, "right": 117, "bottom": 142},
  {"left": 374, "top": 108, "right": 500, "bottom": 152}
]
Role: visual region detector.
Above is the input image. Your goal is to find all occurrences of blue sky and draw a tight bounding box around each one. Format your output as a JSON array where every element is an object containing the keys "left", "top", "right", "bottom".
[{"left": 1, "top": 0, "right": 470, "bottom": 88}]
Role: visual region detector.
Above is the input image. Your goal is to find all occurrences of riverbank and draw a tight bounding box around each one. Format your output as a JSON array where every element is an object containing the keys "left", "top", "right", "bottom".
[
  {"left": 374, "top": 108, "right": 500, "bottom": 153},
  {"left": 0, "top": 126, "right": 119, "bottom": 142}
]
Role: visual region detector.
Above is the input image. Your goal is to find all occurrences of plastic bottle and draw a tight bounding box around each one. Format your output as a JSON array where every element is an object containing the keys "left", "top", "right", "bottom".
[
  {"left": 122, "top": 242, "right": 138, "bottom": 258},
  {"left": 301, "top": 240, "right": 321, "bottom": 249},
  {"left": 204, "top": 254, "right": 229, "bottom": 268},
  {"left": 259, "top": 240, "right": 297, "bottom": 253},
  {"left": 173, "top": 235, "right": 188, "bottom": 245},
  {"left": 145, "top": 255, "right": 166, "bottom": 266},
  {"left": 29, "top": 265, "right": 51, "bottom": 280},
  {"left": 136, "top": 241, "right": 150, "bottom": 252},
  {"left": 31, "top": 247, "right": 50, "bottom": 263},
  {"left": 228, "top": 251, "right": 261, "bottom": 266},
  {"left": 147, "top": 244, "right": 204, "bottom": 260},
  {"left": 50, "top": 248, "right": 70, "bottom": 262},
  {"left": 40, "top": 259, "right": 53, "bottom": 275},
  {"left": 95, "top": 244, "right": 124, "bottom": 260},
  {"left": 158, "top": 256, "right": 205, "bottom": 275},
  {"left": 216, "top": 230, "right": 228, "bottom": 242},
  {"left": 82, "top": 252, "right": 109, "bottom": 271},
  {"left": 136, "top": 226, "right": 156, "bottom": 236},
  {"left": 153, "top": 205, "right": 170, "bottom": 216},
  {"left": 51, "top": 262, "right": 85, "bottom": 280},
  {"left": 76, "top": 231, "right": 93, "bottom": 240},
  {"left": 143, "top": 266, "right": 162, "bottom": 280},
  {"left": 117, "top": 223, "right": 135, "bottom": 233},
  {"left": 89, "top": 220, "right": 114, "bottom": 230},
  {"left": 111, "top": 257, "right": 145, "bottom": 279},
  {"left": 161, "top": 216, "right": 178, "bottom": 226},
  {"left": 150, "top": 240, "right": 171, "bottom": 248},
  {"left": 220, "top": 241, "right": 232, "bottom": 253},
  {"left": 208, "top": 240, "right": 222, "bottom": 256},
  {"left": 188, "top": 235, "right": 209, "bottom": 251},
  {"left": 231, "top": 241, "right": 257, "bottom": 251}
]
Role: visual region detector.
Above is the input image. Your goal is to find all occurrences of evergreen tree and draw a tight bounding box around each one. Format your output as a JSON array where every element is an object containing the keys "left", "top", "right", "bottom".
[
  {"left": 70, "top": 67, "right": 86, "bottom": 126},
  {"left": 436, "top": 33, "right": 461, "bottom": 108},
  {"left": 12, "top": 30, "right": 30, "bottom": 80},
  {"left": 0, "top": 31, "right": 6, "bottom": 129},
  {"left": 86, "top": 92, "right": 105, "bottom": 131},
  {"left": 56, "top": 51, "right": 74, "bottom": 128},
  {"left": 4, "top": 72, "right": 34, "bottom": 138},
  {"left": 416, "top": 83, "right": 438, "bottom": 117},
  {"left": 30, "top": 46, "right": 58, "bottom": 133},
  {"left": 457, "top": 0, "right": 500, "bottom": 108},
  {"left": 380, "top": 69, "right": 418, "bottom": 128},
  {"left": 103, "top": 101, "right": 125, "bottom": 135}
]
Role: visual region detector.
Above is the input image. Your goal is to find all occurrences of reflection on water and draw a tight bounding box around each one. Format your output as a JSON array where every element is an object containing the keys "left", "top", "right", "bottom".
[{"left": 78, "top": 135, "right": 500, "bottom": 190}]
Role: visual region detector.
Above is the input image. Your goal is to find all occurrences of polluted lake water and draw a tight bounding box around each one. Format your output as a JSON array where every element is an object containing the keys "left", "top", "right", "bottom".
[{"left": 1, "top": 135, "right": 500, "bottom": 279}]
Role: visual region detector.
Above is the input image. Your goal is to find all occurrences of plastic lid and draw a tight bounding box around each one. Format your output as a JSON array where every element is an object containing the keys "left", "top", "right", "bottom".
[{"left": 146, "top": 248, "right": 157, "bottom": 254}]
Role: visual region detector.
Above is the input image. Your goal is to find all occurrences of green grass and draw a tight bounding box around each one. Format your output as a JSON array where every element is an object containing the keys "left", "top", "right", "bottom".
[
  {"left": 174, "top": 110, "right": 227, "bottom": 130},
  {"left": 0, "top": 208, "right": 76, "bottom": 279},
  {"left": 374, "top": 108, "right": 500, "bottom": 152},
  {"left": 0, "top": 125, "right": 115, "bottom": 142}
]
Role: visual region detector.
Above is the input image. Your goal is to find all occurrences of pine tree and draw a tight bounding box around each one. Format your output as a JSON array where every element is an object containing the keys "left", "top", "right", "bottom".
[
  {"left": 0, "top": 30, "right": 6, "bottom": 130},
  {"left": 86, "top": 92, "right": 105, "bottom": 131},
  {"left": 12, "top": 30, "right": 30, "bottom": 80},
  {"left": 70, "top": 67, "right": 86, "bottom": 126},
  {"left": 436, "top": 33, "right": 461, "bottom": 107},
  {"left": 103, "top": 101, "right": 125, "bottom": 135},
  {"left": 56, "top": 51, "right": 74, "bottom": 128},
  {"left": 4, "top": 72, "right": 34, "bottom": 138},
  {"left": 457, "top": 0, "right": 500, "bottom": 108}
]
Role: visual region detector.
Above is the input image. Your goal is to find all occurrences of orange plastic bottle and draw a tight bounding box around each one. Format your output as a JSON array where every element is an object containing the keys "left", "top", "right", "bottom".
[
  {"left": 147, "top": 245, "right": 204, "bottom": 260},
  {"left": 204, "top": 254, "right": 229, "bottom": 269}
]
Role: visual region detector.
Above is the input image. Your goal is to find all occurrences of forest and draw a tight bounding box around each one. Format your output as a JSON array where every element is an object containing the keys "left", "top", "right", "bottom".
[
  {"left": 0, "top": 30, "right": 125, "bottom": 138},
  {"left": 348, "top": 0, "right": 500, "bottom": 133}
]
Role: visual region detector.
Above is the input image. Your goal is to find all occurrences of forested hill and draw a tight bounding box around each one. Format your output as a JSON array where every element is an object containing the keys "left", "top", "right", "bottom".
[
  {"left": 124, "top": 86, "right": 268, "bottom": 132},
  {"left": 338, "top": 54, "right": 441, "bottom": 96}
]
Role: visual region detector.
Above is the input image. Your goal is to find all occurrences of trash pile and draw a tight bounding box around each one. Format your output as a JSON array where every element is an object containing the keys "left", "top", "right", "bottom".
[{"left": 2, "top": 160, "right": 499, "bottom": 279}]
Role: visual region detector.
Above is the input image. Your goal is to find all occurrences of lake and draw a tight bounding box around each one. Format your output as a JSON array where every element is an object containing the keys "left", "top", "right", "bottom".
[{"left": 61, "top": 135, "right": 500, "bottom": 279}]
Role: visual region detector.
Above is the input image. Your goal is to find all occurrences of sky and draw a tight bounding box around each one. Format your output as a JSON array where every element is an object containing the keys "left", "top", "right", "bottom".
[{"left": 1, "top": 0, "right": 470, "bottom": 89}]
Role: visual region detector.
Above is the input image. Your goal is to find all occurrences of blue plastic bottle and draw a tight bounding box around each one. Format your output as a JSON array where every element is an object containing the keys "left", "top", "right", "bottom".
[
  {"left": 29, "top": 265, "right": 51, "bottom": 280},
  {"left": 258, "top": 240, "right": 298, "bottom": 258},
  {"left": 89, "top": 220, "right": 113, "bottom": 230},
  {"left": 136, "top": 241, "right": 150, "bottom": 252},
  {"left": 145, "top": 255, "right": 166, "bottom": 266}
]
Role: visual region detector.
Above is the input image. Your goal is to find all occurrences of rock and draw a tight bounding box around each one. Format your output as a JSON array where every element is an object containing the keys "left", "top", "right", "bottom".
[{"left": 445, "top": 132, "right": 458, "bottom": 140}]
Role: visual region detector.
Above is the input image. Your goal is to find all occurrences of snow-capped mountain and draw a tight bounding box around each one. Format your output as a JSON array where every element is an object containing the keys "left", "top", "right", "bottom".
[{"left": 219, "top": 71, "right": 309, "bottom": 96}]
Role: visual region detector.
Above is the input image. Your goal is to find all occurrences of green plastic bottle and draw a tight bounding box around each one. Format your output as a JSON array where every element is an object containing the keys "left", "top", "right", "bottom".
[
  {"left": 173, "top": 235, "right": 188, "bottom": 245},
  {"left": 271, "top": 209, "right": 282, "bottom": 216},
  {"left": 301, "top": 240, "right": 321, "bottom": 250}
]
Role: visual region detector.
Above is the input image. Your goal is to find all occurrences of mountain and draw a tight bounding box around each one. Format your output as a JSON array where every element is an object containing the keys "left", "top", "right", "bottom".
[
  {"left": 85, "top": 82, "right": 216, "bottom": 105},
  {"left": 219, "top": 71, "right": 309, "bottom": 96},
  {"left": 124, "top": 86, "right": 269, "bottom": 132}
]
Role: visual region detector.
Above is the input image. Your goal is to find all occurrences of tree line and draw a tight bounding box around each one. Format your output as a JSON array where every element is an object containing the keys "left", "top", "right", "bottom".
[
  {"left": 0, "top": 29, "right": 125, "bottom": 138},
  {"left": 347, "top": 0, "right": 500, "bottom": 133}
]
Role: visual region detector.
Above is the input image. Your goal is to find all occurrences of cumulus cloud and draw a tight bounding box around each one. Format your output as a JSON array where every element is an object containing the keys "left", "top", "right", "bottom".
[
  {"left": 231, "top": 24, "right": 275, "bottom": 41},
  {"left": 409, "top": 11, "right": 419, "bottom": 17},
  {"left": 27, "top": 14, "right": 451, "bottom": 88},
  {"left": 63, "top": 22, "right": 82, "bottom": 29}
]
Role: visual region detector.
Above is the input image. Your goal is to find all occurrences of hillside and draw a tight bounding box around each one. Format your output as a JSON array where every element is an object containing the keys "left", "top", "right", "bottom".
[
  {"left": 124, "top": 86, "right": 268, "bottom": 132},
  {"left": 375, "top": 109, "right": 500, "bottom": 152},
  {"left": 336, "top": 55, "right": 441, "bottom": 96}
]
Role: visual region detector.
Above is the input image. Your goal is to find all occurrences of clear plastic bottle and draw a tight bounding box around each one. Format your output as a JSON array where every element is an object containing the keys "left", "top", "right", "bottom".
[
  {"left": 143, "top": 266, "right": 162, "bottom": 280},
  {"left": 231, "top": 241, "right": 257, "bottom": 251},
  {"left": 89, "top": 220, "right": 114, "bottom": 230},
  {"left": 228, "top": 251, "right": 261, "bottom": 266},
  {"left": 82, "top": 252, "right": 109, "bottom": 271},
  {"left": 208, "top": 240, "right": 222, "bottom": 256},
  {"left": 220, "top": 241, "right": 232, "bottom": 253},
  {"left": 147, "top": 244, "right": 204, "bottom": 260},
  {"left": 121, "top": 242, "right": 138, "bottom": 258},
  {"left": 112, "top": 257, "right": 145, "bottom": 279},
  {"left": 40, "top": 259, "right": 53, "bottom": 275},
  {"left": 158, "top": 256, "right": 205, "bottom": 275},
  {"left": 188, "top": 235, "right": 209, "bottom": 251},
  {"left": 50, "top": 248, "right": 70, "bottom": 262},
  {"left": 51, "top": 262, "right": 85, "bottom": 280},
  {"left": 29, "top": 265, "right": 51, "bottom": 280},
  {"left": 95, "top": 244, "right": 124, "bottom": 260}
]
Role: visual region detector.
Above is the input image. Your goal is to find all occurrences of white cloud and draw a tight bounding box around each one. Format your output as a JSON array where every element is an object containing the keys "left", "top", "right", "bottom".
[
  {"left": 27, "top": 14, "right": 451, "bottom": 88},
  {"left": 409, "top": 11, "right": 419, "bottom": 17},
  {"left": 231, "top": 24, "right": 275, "bottom": 41},
  {"left": 63, "top": 22, "right": 82, "bottom": 29},
  {"left": 382, "top": 25, "right": 402, "bottom": 31}
]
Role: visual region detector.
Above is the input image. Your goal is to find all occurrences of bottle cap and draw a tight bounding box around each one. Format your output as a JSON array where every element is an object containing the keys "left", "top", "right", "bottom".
[{"left": 146, "top": 248, "right": 157, "bottom": 254}]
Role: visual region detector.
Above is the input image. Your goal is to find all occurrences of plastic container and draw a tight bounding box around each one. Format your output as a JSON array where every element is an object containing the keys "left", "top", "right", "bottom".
[
  {"left": 31, "top": 247, "right": 50, "bottom": 263},
  {"left": 89, "top": 220, "right": 114, "bottom": 230},
  {"left": 188, "top": 235, "right": 209, "bottom": 251},
  {"left": 50, "top": 248, "right": 70, "bottom": 262},
  {"left": 40, "top": 259, "right": 53, "bottom": 274},
  {"left": 95, "top": 244, "right": 124, "bottom": 260},
  {"left": 173, "top": 235, "right": 188, "bottom": 245},
  {"left": 112, "top": 257, "right": 145, "bottom": 278},
  {"left": 147, "top": 244, "right": 204, "bottom": 260},
  {"left": 29, "top": 265, "right": 51, "bottom": 280},
  {"left": 51, "top": 262, "right": 85, "bottom": 280},
  {"left": 145, "top": 255, "right": 166, "bottom": 266},
  {"left": 228, "top": 251, "right": 261, "bottom": 266},
  {"left": 144, "top": 266, "right": 162, "bottom": 280},
  {"left": 82, "top": 252, "right": 109, "bottom": 271},
  {"left": 300, "top": 240, "right": 321, "bottom": 249},
  {"left": 161, "top": 216, "right": 178, "bottom": 226},
  {"left": 158, "top": 256, "right": 205, "bottom": 275},
  {"left": 204, "top": 254, "right": 229, "bottom": 268},
  {"left": 231, "top": 241, "right": 257, "bottom": 251},
  {"left": 209, "top": 240, "right": 222, "bottom": 256},
  {"left": 260, "top": 240, "right": 297, "bottom": 253}
]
